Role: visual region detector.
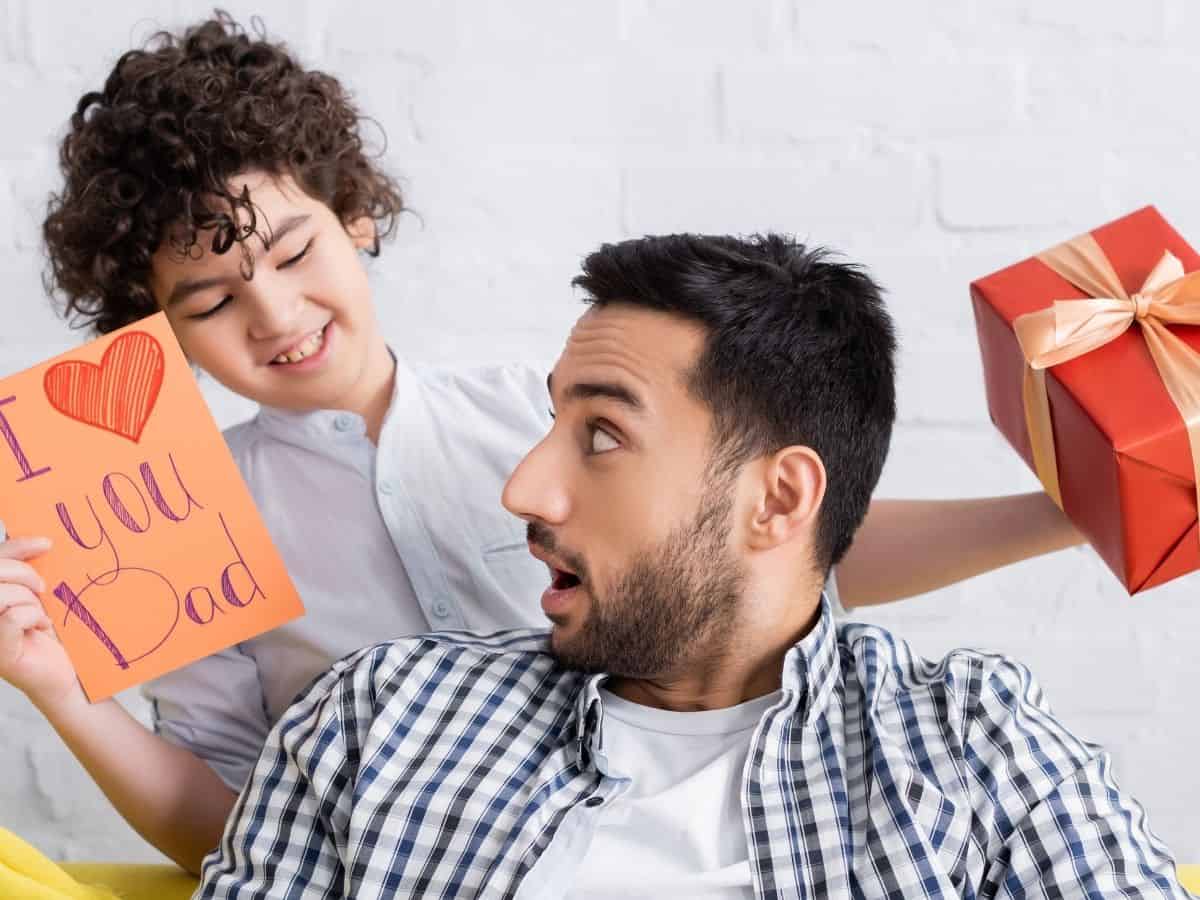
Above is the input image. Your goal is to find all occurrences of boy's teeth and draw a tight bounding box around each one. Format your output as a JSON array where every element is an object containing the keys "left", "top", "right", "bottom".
[{"left": 273, "top": 328, "right": 324, "bottom": 364}]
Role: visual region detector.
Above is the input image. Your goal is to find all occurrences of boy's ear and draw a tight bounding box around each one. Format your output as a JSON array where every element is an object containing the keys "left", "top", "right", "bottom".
[{"left": 347, "top": 215, "right": 377, "bottom": 250}]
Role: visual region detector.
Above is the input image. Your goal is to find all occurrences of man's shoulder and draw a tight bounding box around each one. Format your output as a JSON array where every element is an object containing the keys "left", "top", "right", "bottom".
[
  {"left": 398, "top": 627, "right": 554, "bottom": 659},
  {"left": 345, "top": 626, "right": 554, "bottom": 665},
  {"left": 324, "top": 628, "right": 572, "bottom": 704},
  {"left": 835, "top": 622, "right": 1058, "bottom": 726}
]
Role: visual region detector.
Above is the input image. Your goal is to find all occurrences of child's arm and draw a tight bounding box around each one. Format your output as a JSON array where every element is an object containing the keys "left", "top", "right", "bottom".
[
  {"left": 836, "top": 492, "right": 1083, "bottom": 608},
  {"left": 36, "top": 689, "right": 237, "bottom": 873},
  {"left": 0, "top": 536, "right": 236, "bottom": 874}
]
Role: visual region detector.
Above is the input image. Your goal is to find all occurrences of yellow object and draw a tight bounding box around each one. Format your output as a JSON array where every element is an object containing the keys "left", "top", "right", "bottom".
[
  {"left": 59, "top": 864, "right": 198, "bottom": 900},
  {"left": 0, "top": 828, "right": 113, "bottom": 900},
  {"left": 0, "top": 829, "right": 197, "bottom": 900},
  {"left": 1182, "top": 865, "right": 1200, "bottom": 893}
]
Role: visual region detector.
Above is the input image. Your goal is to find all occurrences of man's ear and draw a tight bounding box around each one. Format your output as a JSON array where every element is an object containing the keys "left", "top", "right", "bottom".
[
  {"left": 746, "top": 446, "right": 826, "bottom": 552},
  {"left": 347, "top": 215, "right": 377, "bottom": 250}
]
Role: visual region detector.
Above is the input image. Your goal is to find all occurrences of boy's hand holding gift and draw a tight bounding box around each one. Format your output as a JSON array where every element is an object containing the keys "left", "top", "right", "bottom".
[{"left": 972, "top": 207, "right": 1200, "bottom": 593}]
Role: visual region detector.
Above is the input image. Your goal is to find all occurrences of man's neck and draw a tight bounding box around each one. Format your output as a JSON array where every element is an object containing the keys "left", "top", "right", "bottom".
[{"left": 606, "top": 589, "right": 824, "bottom": 712}]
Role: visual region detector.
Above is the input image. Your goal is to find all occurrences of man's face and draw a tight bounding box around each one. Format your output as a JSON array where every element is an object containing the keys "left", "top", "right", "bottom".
[
  {"left": 502, "top": 304, "right": 745, "bottom": 677},
  {"left": 150, "top": 170, "right": 389, "bottom": 412}
]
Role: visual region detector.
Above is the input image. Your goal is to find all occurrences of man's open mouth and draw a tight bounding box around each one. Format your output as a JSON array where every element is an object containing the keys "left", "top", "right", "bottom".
[{"left": 551, "top": 568, "right": 581, "bottom": 591}]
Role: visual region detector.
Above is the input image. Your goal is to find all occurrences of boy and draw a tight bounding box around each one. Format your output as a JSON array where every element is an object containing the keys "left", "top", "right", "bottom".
[{"left": 0, "top": 13, "right": 1079, "bottom": 873}]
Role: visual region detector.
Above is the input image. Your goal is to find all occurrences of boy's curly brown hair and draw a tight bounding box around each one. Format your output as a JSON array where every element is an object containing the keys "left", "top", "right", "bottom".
[{"left": 43, "top": 11, "right": 404, "bottom": 335}]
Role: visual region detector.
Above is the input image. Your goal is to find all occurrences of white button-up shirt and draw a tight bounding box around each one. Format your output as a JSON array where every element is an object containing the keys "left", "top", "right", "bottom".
[{"left": 142, "top": 358, "right": 553, "bottom": 788}]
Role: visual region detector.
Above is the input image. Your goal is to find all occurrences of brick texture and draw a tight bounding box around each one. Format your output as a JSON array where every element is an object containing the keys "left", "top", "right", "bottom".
[{"left": 0, "top": 0, "right": 1196, "bottom": 867}]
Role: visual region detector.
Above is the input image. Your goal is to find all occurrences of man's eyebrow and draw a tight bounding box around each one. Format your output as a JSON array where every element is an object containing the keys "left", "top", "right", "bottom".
[
  {"left": 165, "top": 213, "right": 312, "bottom": 306},
  {"left": 547, "top": 373, "right": 644, "bottom": 412}
]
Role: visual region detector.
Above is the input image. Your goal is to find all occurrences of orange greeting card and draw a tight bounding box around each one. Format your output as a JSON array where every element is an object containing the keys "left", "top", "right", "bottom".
[{"left": 0, "top": 313, "right": 304, "bottom": 701}]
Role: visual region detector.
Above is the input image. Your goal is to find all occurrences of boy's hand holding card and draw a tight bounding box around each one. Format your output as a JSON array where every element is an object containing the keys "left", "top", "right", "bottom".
[{"left": 0, "top": 312, "right": 304, "bottom": 701}]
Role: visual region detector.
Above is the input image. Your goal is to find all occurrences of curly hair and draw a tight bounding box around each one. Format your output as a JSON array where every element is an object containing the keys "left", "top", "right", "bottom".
[{"left": 43, "top": 11, "right": 404, "bottom": 335}]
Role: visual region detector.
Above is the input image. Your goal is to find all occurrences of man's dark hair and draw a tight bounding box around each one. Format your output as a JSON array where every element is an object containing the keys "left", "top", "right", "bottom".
[
  {"left": 573, "top": 233, "right": 896, "bottom": 572},
  {"left": 42, "top": 11, "right": 404, "bottom": 335}
]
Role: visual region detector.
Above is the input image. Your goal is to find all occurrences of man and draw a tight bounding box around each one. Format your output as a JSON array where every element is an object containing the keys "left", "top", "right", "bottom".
[{"left": 198, "top": 234, "right": 1187, "bottom": 898}]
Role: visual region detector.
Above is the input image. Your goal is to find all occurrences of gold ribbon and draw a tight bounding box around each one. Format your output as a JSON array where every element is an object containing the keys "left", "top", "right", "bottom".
[{"left": 1012, "top": 233, "right": 1200, "bottom": 514}]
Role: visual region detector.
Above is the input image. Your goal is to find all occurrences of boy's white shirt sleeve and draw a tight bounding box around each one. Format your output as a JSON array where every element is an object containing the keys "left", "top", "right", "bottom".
[{"left": 141, "top": 641, "right": 271, "bottom": 791}]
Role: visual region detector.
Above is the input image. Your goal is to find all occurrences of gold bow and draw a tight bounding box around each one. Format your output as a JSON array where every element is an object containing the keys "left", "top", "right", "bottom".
[{"left": 1013, "top": 233, "right": 1200, "bottom": 514}]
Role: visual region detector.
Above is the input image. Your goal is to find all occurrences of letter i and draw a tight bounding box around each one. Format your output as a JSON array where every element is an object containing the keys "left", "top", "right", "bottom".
[{"left": 0, "top": 396, "right": 51, "bottom": 482}]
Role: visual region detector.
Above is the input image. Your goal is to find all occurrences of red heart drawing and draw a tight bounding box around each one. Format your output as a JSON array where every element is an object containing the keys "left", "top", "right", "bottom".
[{"left": 43, "top": 331, "right": 166, "bottom": 443}]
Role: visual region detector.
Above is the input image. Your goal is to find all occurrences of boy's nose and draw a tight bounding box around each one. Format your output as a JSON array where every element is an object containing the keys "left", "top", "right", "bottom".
[{"left": 245, "top": 282, "right": 304, "bottom": 340}]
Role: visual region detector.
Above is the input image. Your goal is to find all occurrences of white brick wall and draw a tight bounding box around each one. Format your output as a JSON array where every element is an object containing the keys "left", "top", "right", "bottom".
[{"left": 1, "top": 0, "right": 1197, "bottom": 867}]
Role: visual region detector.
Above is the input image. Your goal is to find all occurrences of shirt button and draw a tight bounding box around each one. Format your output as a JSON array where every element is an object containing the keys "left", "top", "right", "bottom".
[
  {"left": 378, "top": 481, "right": 394, "bottom": 496},
  {"left": 584, "top": 796, "right": 604, "bottom": 808},
  {"left": 333, "top": 414, "right": 355, "bottom": 432},
  {"left": 432, "top": 601, "right": 451, "bottom": 619}
]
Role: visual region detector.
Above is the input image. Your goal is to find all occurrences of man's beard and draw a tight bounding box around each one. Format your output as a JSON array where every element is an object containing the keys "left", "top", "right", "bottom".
[{"left": 532, "top": 484, "right": 745, "bottom": 678}]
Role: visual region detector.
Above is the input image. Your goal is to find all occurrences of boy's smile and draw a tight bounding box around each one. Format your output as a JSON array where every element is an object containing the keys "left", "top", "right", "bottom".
[
  {"left": 150, "top": 170, "right": 395, "bottom": 435},
  {"left": 270, "top": 324, "right": 328, "bottom": 366}
]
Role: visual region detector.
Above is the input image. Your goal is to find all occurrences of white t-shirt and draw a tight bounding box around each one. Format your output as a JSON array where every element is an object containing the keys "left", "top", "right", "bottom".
[{"left": 567, "top": 688, "right": 783, "bottom": 899}]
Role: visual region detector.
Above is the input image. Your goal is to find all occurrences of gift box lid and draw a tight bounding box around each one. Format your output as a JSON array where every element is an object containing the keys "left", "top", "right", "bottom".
[{"left": 970, "top": 206, "right": 1200, "bottom": 488}]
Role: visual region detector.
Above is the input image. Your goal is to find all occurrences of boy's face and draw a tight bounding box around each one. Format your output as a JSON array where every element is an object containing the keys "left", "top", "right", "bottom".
[
  {"left": 149, "top": 171, "right": 389, "bottom": 413},
  {"left": 502, "top": 304, "right": 747, "bottom": 677}
]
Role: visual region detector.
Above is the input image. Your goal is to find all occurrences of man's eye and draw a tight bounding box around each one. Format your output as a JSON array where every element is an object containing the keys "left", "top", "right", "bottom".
[
  {"left": 278, "top": 238, "right": 313, "bottom": 269},
  {"left": 189, "top": 296, "right": 233, "bottom": 320},
  {"left": 590, "top": 426, "right": 619, "bottom": 454}
]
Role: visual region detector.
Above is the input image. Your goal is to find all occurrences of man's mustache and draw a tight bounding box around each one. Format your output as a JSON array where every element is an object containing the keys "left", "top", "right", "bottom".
[{"left": 526, "top": 522, "right": 590, "bottom": 583}]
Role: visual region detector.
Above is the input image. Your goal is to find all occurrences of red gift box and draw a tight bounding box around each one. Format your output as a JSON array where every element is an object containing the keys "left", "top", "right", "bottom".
[{"left": 970, "top": 206, "right": 1200, "bottom": 593}]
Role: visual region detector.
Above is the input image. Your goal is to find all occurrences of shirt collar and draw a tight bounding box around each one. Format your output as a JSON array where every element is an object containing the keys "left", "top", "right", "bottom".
[
  {"left": 253, "top": 349, "right": 419, "bottom": 448},
  {"left": 573, "top": 673, "right": 607, "bottom": 768},
  {"left": 571, "top": 591, "right": 839, "bottom": 766},
  {"left": 780, "top": 590, "right": 840, "bottom": 725}
]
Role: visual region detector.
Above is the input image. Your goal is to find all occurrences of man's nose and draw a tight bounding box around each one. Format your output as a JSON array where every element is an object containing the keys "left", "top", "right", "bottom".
[{"left": 502, "top": 435, "right": 570, "bottom": 526}]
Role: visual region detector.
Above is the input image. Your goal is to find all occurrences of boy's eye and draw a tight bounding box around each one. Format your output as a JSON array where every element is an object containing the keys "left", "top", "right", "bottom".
[
  {"left": 189, "top": 296, "right": 233, "bottom": 320},
  {"left": 278, "top": 238, "right": 313, "bottom": 269},
  {"left": 589, "top": 425, "right": 619, "bottom": 454}
]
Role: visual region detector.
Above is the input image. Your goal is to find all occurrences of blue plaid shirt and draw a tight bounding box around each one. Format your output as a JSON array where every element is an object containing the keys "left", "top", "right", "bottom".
[{"left": 197, "top": 599, "right": 1190, "bottom": 899}]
